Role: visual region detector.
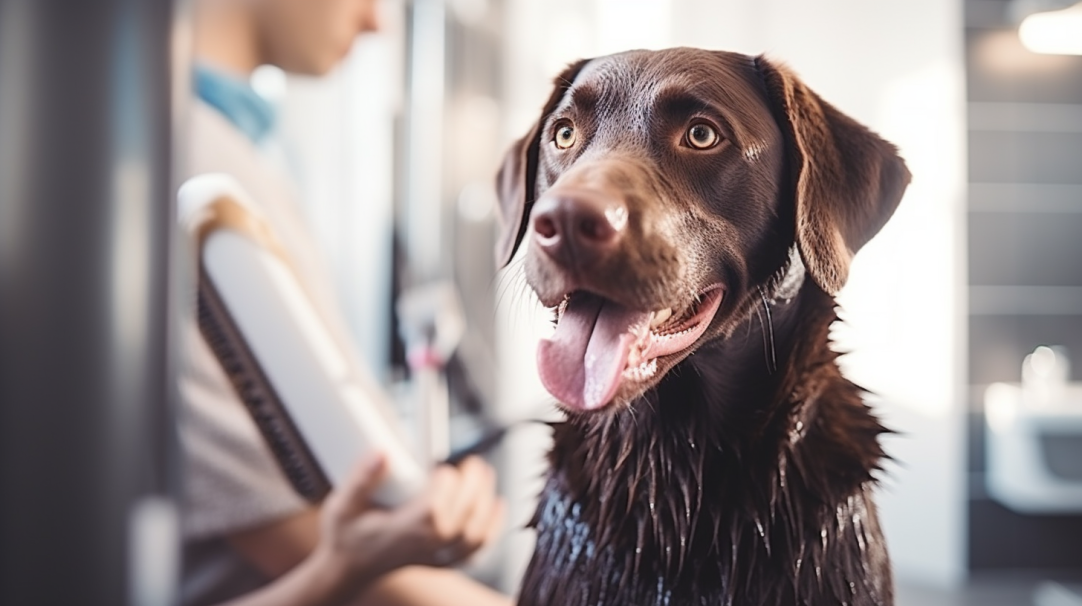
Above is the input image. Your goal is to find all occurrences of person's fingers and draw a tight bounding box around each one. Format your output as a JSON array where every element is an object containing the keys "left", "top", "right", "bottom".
[
  {"left": 459, "top": 467, "right": 500, "bottom": 552},
  {"left": 324, "top": 453, "right": 387, "bottom": 525},
  {"left": 418, "top": 463, "right": 460, "bottom": 536},
  {"left": 440, "top": 496, "right": 505, "bottom": 567},
  {"left": 442, "top": 456, "right": 492, "bottom": 535},
  {"left": 478, "top": 497, "right": 507, "bottom": 551},
  {"left": 425, "top": 463, "right": 459, "bottom": 508},
  {"left": 485, "top": 498, "right": 507, "bottom": 544}
]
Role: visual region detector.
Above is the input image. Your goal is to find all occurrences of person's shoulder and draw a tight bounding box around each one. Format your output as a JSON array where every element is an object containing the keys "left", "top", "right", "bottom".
[
  {"left": 189, "top": 100, "right": 250, "bottom": 147},
  {"left": 184, "top": 101, "right": 271, "bottom": 181},
  {"left": 182, "top": 100, "right": 303, "bottom": 232}
]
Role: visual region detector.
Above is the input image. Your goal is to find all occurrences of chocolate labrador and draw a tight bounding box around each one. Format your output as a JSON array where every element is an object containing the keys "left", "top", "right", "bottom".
[{"left": 496, "top": 48, "right": 910, "bottom": 606}]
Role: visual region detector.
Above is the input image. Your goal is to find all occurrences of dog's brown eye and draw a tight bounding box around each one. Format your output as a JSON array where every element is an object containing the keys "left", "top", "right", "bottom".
[
  {"left": 554, "top": 123, "right": 577, "bottom": 150},
  {"left": 686, "top": 123, "right": 720, "bottom": 149}
]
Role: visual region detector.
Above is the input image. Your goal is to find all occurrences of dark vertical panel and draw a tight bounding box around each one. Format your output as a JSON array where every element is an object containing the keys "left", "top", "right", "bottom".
[
  {"left": 969, "top": 498, "right": 1082, "bottom": 570},
  {"left": 0, "top": 0, "right": 176, "bottom": 604}
]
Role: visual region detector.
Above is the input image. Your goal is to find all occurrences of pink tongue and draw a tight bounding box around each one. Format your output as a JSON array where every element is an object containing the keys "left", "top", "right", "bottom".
[{"left": 537, "top": 293, "right": 651, "bottom": 411}]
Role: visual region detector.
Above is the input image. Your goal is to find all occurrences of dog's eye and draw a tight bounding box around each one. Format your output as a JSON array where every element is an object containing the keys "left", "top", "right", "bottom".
[
  {"left": 686, "top": 123, "right": 720, "bottom": 149},
  {"left": 554, "top": 122, "right": 577, "bottom": 150}
]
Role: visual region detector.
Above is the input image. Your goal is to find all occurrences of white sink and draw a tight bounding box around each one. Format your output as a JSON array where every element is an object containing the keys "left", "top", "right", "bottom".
[{"left": 985, "top": 347, "right": 1082, "bottom": 514}]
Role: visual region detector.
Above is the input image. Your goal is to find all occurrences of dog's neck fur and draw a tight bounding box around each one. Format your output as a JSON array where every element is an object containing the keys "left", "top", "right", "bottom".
[{"left": 518, "top": 257, "right": 892, "bottom": 606}]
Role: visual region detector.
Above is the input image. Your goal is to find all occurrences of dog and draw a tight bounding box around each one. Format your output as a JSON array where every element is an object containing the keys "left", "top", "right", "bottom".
[{"left": 494, "top": 48, "right": 910, "bottom": 606}]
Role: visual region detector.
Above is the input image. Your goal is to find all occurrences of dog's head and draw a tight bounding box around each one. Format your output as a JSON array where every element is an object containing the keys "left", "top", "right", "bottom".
[{"left": 496, "top": 48, "right": 910, "bottom": 413}]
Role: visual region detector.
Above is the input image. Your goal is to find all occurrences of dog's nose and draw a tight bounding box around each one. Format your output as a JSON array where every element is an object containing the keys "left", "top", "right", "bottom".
[{"left": 531, "top": 189, "right": 627, "bottom": 266}]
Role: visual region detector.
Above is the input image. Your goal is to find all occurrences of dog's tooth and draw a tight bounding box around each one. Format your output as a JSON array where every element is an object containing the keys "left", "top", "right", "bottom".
[
  {"left": 640, "top": 335, "right": 654, "bottom": 359},
  {"left": 623, "top": 358, "right": 658, "bottom": 382},
  {"left": 650, "top": 308, "right": 673, "bottom": 328},
  {"left": 557, "top": 297, "right": 569, "bottom": 319}
]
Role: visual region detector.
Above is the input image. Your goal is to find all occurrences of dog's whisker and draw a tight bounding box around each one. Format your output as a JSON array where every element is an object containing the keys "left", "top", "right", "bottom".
[
  {"left": 492, "top": 257, "right": 526, "bottom": 313},
  {"left": 493, "top": 257, "right": 542, "bottom": 329},
  {"left": 757, "top": 286, "right": 778, "bottom": 374},
  {"left": 746, "top": 305, "right": 760, "bottom": 344}
]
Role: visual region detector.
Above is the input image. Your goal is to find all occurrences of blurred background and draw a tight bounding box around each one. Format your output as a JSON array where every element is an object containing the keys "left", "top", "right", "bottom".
[{"left": 2, "top": 0, "right": 1081, "bottom": 604}]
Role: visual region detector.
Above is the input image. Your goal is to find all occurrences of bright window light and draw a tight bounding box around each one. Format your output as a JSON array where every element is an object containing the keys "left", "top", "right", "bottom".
[{"left": 1019, "top": 1, "right": 1082, "bottom": 55}]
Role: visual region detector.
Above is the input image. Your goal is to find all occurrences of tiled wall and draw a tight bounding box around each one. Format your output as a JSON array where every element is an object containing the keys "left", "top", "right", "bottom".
[{"left": 965, "top": 0, "right": 1082, "bottom": 571}]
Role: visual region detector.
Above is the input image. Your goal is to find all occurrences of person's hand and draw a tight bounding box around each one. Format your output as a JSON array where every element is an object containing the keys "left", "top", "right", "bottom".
[{"left": 315, "top": 453, "right": 506, "bottom": 588}]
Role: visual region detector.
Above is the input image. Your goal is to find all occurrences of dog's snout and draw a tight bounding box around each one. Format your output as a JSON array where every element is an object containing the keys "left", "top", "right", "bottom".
[{"left": 531, "top": 189, "right": 627, "bottom": 266}]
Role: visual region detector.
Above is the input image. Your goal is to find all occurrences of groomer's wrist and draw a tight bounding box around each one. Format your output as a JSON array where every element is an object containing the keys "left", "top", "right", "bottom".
[
  {"left": 310, "top": 542, "right": 396, "bottom": 605},
  {"left": 303, "top": 545, "right": 375, "bottom": 606}
]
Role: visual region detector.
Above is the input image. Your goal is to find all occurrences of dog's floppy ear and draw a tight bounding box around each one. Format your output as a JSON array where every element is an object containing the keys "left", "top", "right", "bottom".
[
  {"left": 754, "top": 56, "right": 911, "bottom": 294},
  {"left": 495, "top": 59, "right": 590, "bottom": 268}
]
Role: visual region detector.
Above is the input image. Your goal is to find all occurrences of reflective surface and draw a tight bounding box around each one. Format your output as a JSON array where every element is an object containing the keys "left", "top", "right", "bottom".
[{"left": 0, "top": 1, "right": 177, "bottom": 604}]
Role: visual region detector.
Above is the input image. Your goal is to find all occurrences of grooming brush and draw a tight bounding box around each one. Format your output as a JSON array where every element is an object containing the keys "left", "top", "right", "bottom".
[{"left": 179, "top": 174, "right": 426, "bottom": 506}]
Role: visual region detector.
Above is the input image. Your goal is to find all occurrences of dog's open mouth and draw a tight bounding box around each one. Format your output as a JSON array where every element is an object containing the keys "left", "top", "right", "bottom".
[{"left": 537, "top": 286, "right": 724, "bottom": 411}]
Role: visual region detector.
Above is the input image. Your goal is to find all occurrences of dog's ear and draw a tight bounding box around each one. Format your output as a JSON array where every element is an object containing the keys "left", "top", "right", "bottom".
[
  {"left": 755, "top": 56, "right": 911, "bottom": 294},
  {"left": 495, "top": 59, "right": 590, "bottom": 268}
]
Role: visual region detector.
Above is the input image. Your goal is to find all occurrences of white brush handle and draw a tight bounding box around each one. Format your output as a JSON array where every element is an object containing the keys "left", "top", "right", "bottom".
[{"left": 205, "top": 230, "right": 426, "bottom": 507}]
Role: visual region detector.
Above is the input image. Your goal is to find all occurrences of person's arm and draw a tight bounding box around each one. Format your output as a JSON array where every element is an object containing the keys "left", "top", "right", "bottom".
[
  {"left": 215, "top": 537, "right": 363, "bottom": 606},
  {"left": 356, "top": 566, "right": 510, "bottom": 606},
  {"left": 218, "top": 455, "right": 510, "bottom": 606},
  {"left": 224, "top": 511, "right": 512, "bottom": 606},
  {"left": 225, "top": 517, "right": 512, "bottom": 606},
  {"left": 226, "top": 507, "right": 320, "bottom": 578}
]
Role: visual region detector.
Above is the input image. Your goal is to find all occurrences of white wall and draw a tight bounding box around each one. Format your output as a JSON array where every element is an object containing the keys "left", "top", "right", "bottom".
[{"left": 499, "top": 0, "right": 968, "bottom": 589}]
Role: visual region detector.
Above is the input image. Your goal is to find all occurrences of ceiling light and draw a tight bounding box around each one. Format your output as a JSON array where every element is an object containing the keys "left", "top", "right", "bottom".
[{"left": 1019, "top": 1, "right": 1082, "bottom": 55}]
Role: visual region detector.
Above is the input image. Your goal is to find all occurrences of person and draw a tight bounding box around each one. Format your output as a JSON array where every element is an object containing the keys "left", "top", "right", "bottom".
[{"left": 177, "top": 1, "right": 511, "bottom": 605}]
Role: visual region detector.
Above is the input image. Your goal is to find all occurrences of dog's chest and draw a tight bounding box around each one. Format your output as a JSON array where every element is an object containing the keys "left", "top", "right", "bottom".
[
  {"left": 516, "top": 458, "right": 892, "bottom": 606},
  {"left": 519, "top": 479, "right": 700, "bottom": 606}
]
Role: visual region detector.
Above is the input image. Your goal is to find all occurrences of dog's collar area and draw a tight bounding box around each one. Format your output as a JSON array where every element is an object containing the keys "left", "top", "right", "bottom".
[{"left": 764, "top": 246, "right": 805, "bottom": 306}]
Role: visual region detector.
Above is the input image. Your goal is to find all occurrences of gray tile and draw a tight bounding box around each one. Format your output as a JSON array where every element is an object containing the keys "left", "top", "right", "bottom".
[
  {"left": 970, "top": 286, "right": 1082, "bottom": 316},
  {"left": 969, "top": 102, "right": 1082, "bottom": 134},
  {"left": 969, "top": 213, "right": 1082, "bottom": 288},
  {"left": 898, "top": 577, "right": 1082, "bottom": 606},
  {"left": 967, "top": 29, "right": 1082, "bottom": 104},
  {"left": 1034, "top": 582, "right": 1082, "bottom": 606},
  {"left": 969, "top": 497, "right": 1082, "bottom": 570},
  {"left": 968, "top": 131, "right": 1082, "bottom": 184},
  {"left": 968, "top": 315, "right": 1082, "bottom": 384},
  {"left": 970, "top": 184, "right": 1082, "bottom": 214},
  {"left": 965, "top": 0, "right": 1011, "bottom": 29}
]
